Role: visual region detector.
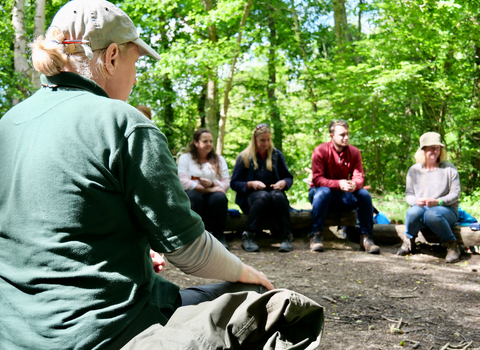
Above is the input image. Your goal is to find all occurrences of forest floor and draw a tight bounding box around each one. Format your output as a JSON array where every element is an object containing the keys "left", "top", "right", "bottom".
[{"left": 161, "top": 231, "right": 480, "bottom": 350}]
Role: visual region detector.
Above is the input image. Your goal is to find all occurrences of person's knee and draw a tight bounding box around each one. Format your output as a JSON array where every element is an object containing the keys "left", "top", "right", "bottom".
[
  {"left": 186, "top": 189, "right": 202, "bottom": 202},
  {"left": 424, "top": 207, "right": 443, "bottom": 223},
  {"left": 210, "top": 192, "right": 227, "bottom": 205},
  {"left": 186, "top": 190, "right": 204, "bottom": 210},
  {"left": 250, "top": 191, "right": 272, "bottom": 206},
  {"left": 271, "top": 190, "right": 287, "bottom": 203},
  {"left": 356, "top": 189, "right": 372, "bottom": 204},
  {"left": 313, "top": 187, "right": 331, "bottom": 203}
]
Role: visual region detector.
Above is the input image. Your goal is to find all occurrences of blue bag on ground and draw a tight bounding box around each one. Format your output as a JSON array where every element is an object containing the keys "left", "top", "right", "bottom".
[
  {"left": 374, "top": 212, "right": 390, "bottom": 224},
  {"left": 457, "top": 206, "right": 478, "bottom": 226}
]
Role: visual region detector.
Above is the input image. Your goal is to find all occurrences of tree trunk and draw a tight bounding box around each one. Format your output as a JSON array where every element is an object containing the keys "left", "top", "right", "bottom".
[
  {"left": 216, "top": 0, "right": 253, "bottom": 154},
  {"left": 198, "top": 82, "right": 207, "bottom": 127},
  {"left": 202, "top": 0, "right": 218, "bottom": 143},
  {"left": 267, "top": 13, "right": 283, "bottom": 151},
  {"left": 332, "top": 0, "right": 344, "bottom": 49},
  {"left": 357, "top": 0, "right": 362, "bottom": 38},
  {"left": 372, "top": 95, "right": 382, "bottom": 190},
  {"left": 157, "top": 15, "right": 176, "bottom": 153},
  {"left": 32, "top": 0, "right": 46, "bottom": 89},
  {"left": 162, "top": 75, "right": 176, "bottom": 152},
  {"left": 12, "top": 0, "right": 30, "bottom": 105},
  {"left": 340, "top": 0, "right": 354, "bottom": 43},
  {"left": 289, "top": 0, "right": 317, "bottom": 113}
]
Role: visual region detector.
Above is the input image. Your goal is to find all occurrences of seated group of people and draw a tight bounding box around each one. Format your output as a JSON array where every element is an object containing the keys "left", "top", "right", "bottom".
[
  {"left": 179, "top": 121, "right": 461, "bottom": 264},
  {"left": 0, "top": 0, "right": 459, "bottom": 348}
]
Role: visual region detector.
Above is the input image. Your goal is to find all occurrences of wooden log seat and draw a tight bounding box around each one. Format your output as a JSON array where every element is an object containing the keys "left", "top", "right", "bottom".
[
  {"left": 224, "top": 211, "right": 480, "bottom": 247},
  {"left": 372, "top": 224, "right": 480, "bottom": 247},
  {"left": 224, "top": 210, "right": 357, "bottom": 234}
]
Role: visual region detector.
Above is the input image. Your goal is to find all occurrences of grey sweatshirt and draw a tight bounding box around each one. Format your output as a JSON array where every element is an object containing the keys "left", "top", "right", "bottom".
[{"left": 405, "top": 161, "right": 461, "bottom": 211}]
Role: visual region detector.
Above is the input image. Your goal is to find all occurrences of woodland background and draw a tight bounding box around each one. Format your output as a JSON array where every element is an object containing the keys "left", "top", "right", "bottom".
[{"left": 2, "top": 0, "right": 479, "bottom": 219}]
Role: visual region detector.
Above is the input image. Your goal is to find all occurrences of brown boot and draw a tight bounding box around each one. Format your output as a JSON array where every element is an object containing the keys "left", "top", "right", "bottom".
[
  {"left": 310, "top": 232, "right": 324, "bottom": 252},
  {"left": 443, "top": 240, "right": 460, "bottom": 263},
  {"left": 359, "top": 234, "right": 380, "bottom": 254},
  {"left": 397, "top": 236, "right": 416, "bottom": 256}
]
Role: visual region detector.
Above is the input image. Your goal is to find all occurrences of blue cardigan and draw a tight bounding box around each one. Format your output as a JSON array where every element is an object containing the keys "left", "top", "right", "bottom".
[{"left": 230, "top": 148, "right": 293, "bottom": 212}]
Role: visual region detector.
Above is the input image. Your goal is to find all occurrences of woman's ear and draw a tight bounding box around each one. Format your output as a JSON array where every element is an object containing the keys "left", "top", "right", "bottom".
[{"left": 104, "top": 43, "right": 120, "bottom": 77}]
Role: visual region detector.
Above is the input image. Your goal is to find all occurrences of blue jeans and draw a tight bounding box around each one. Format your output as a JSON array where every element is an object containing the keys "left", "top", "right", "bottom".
[
  {"left": 309, "top": 187, "right": 373, "bottom": 237},
  {"left": 405, "top": 205, "right": 458, "bottom": 242}
]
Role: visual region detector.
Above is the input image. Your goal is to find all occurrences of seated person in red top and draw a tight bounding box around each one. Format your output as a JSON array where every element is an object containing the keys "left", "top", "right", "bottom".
[
  {"left": 230, "top": 124, "right": 294, "bottom": 253},
  {"left": 308, "top": 119, "right": 380, "bottom": 254}
]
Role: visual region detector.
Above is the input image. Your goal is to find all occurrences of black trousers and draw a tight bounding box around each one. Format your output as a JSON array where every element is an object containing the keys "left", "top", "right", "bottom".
[
  {"left": 186, "top": 190, "right": 227, "bottom": 236},
  {"left": 245, "top": 190, "right": 291, "bottom": 235}
]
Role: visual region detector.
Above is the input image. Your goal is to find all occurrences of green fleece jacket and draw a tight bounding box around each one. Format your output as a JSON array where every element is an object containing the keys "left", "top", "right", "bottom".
[{"left": 0, "top": 73, "right": 204, "bottom": 350}]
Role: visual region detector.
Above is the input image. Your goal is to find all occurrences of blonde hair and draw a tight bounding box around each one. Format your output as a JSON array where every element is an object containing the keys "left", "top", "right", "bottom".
[
  {"left": 241, "top": 124, "right": 274, "bottom": 171},
  {"left": 414, "top": 147, "right": 448, "bottom": 165},
  {"left": 136, "top": 105, "right": 152, "bottom": 119},
  {"left": 30, "top": 27, "right": 132, "bottom": 79}
]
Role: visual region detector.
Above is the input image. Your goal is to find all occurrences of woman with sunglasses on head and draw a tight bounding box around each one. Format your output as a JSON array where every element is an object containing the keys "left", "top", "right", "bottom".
[
  {"left": 178, "top": 128, "right": 230, "bottom": 249},
  {"left": 231, "top": 124, "right": 294, "bottom": 253},
  {"left": 397, "top": 132, "right": 461, "bottom": 263}
]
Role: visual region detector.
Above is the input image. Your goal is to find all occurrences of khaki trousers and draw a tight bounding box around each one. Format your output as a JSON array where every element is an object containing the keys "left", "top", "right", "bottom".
[{"left": 121, "top": 288, "right": 324, "bottom": 350}]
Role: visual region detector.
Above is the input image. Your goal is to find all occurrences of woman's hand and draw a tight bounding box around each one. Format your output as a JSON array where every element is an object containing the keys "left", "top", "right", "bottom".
[
  {"left": 425, "top": 198, "right": 440, "bottom": 207},
  {"left": 238, "top": 263, "right": 274, "bottom": 290},
  {"left": 271, "top": 180, "right": 286, "bottom": 190},
  {"left": 207, "top": 185, "right": 226, "bottom": 194},
  {"left": 416, "top": 198, "right": 426, "bottom": 206},
  {"left": 248, "top": 181, "right": 266, "bottom": 191},
  {"left": 199, "top": 177, "right": 214, "bottom": 188},
  {"left": 150, "top": 249, "right": 166, "bottom": 273}
]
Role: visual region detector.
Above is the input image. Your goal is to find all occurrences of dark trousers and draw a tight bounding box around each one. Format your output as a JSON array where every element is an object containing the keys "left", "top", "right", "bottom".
[
  {"left": 245, "top": 190, "right": 291, "bottom": 235},
  {"left": 179, "top": 282, "right": 267, "bottom": 306},
  {"left": 309, "top": 187, "right": 373, "bottom": 237},
  {"left": 186, "top": 190, "right": 227, "bottom": 236}
]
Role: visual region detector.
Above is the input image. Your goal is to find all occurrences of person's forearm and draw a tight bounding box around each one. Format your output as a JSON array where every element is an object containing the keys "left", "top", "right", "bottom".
[{"left": 164, "top": 231, "right": 243, "bottom": 282}]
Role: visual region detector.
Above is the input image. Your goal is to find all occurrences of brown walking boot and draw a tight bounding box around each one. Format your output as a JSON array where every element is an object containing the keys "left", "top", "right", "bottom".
[
  {"left": 397, "top": 236, "right": 416, "bottom": 256},
  {"left": 359, "top": 234, "right": 380, "bottom": 254},
  {"left": 310, "top": 231, "right": 324, "bottom": 252},
  {"left": 443, "top": 240, "right": 460, "bottom": 263}
]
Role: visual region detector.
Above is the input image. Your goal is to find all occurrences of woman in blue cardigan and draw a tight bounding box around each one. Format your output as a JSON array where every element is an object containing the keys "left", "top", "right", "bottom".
[{"left": 231, "top": 124, "right": 294, "bottom": 252}]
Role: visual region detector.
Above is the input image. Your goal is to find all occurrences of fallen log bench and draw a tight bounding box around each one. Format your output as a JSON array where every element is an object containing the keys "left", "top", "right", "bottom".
[
  {"left": 371, "top": 224, "right": 480, "bottom": 247},
  {"left": 224, "top": 211, "right": 480, "bottom": 247},
  {"left": 224, "top": 210, "right": 357, "bottom": 234}
]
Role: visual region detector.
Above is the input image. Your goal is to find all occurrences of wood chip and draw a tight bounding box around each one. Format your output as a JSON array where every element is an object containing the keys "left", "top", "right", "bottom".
[{"left": 322, "top": 295, "right": 337, "bottom": 304}]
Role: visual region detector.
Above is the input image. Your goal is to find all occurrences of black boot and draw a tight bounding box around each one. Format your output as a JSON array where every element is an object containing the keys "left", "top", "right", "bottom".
[
  {"left": 241, "top": 231, "right": 260, "bottom": 252},
  {"left": 279, "top": 232, "right": 293, "bottom": 253},
  {"left": 214, "top": 233, "right": 229, "bottom": 250}
]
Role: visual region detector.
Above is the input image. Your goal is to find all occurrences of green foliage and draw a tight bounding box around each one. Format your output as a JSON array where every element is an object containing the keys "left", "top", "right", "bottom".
[{"left": 2, "top": 0, "right": 479, "bottom": 220}]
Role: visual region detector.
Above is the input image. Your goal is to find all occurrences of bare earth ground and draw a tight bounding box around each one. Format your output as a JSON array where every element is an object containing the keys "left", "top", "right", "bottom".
[{"left": 161, "top": 232, "right": 480, "bottom": 350}]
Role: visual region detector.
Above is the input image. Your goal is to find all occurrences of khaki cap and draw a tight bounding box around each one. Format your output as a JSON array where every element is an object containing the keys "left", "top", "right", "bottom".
[{"left": 50, "top": 0, "right": 160, "bottom": 60}]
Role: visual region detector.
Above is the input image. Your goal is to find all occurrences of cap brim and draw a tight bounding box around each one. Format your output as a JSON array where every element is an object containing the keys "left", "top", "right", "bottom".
[{"left": 133, "top": 38, "right": 160, "bottom": 60}]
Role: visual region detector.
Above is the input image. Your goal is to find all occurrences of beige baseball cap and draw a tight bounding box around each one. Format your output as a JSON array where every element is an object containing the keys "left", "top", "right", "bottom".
[{"left": 50, "top": 0, "right": 160, "bottom": 60}]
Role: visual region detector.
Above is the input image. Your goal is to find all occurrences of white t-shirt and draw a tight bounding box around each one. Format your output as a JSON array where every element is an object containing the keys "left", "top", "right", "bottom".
[{"left": 177, "top": 153, "right": 230, "bottom": 191}]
